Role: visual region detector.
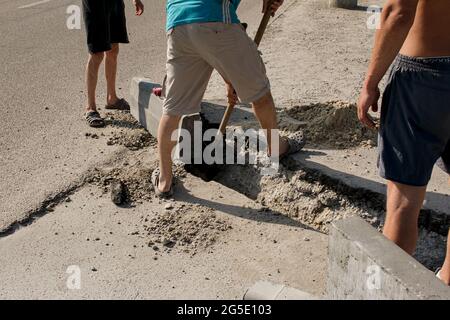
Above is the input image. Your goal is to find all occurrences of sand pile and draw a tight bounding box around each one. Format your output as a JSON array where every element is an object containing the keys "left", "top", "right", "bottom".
[
  {"left": 104, "top": 111, "right": 157, "bottom": 150},
  {"left": 257, "top": 169, "right": 380, "bottom": 230},
  {"left": 140, "top": 204, "right": 232, "bottom": 255},
  {"left": 278, "top": 101, "right": 377, "bottom": 149}
]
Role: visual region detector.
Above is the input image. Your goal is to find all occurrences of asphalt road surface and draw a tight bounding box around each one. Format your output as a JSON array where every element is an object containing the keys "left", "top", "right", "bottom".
[{"left": 0, "top": 0, "right": 262, "bottom": 232}]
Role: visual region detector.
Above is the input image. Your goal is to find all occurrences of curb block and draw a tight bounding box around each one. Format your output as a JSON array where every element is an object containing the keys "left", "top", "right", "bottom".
[
  {"left": 328, "top": 216, "right": 450, "bottom": 300},
  {"left": 130, "top": 77, "right": 163, "bottom": 138}
]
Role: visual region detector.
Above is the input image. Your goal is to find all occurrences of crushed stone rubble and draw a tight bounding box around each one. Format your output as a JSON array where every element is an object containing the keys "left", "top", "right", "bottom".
[{"left": 135, "top": 203, "right": 233, "bottom": 256}]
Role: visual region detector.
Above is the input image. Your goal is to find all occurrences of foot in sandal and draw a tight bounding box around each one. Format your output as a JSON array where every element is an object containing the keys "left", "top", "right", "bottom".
[
  {"left": 280, "top": 131, "right": 306, "bottom": 159},
  {"left": 85, "top": 110, "right": 105, "bottom": 128},
  {"left": 105, "top": 98, "right": 130, "bottom": 111},
  {"left": 151, "top": 168, "right": 174, "bottom": 199}
]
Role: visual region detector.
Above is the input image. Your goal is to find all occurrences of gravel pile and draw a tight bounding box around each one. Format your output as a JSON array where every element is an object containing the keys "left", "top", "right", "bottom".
[
  {"left": 140, "top": 204, "right": 232, "bottom": 256},
  {"left": 104, "top": 111, "right": 156, "bottom": 150},
  {"left": 85, "top": 161, "right": 157, "bottom": 204}
]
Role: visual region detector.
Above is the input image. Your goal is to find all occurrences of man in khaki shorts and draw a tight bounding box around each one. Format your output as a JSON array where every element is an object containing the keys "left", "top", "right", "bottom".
[{"left": 153, "top": 0, "right": 305, "bottom": 197}]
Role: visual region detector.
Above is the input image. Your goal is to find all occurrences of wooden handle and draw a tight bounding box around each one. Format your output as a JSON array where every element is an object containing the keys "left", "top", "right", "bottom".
[
  {"left": 218, "top": 1, "right": 275, "bottom": 135},
  {"left": 254, "top": 0, "right": 276, "bottom": 46},
  {"left": 219, "top": 103, "right": 235, "bottom": 135}
]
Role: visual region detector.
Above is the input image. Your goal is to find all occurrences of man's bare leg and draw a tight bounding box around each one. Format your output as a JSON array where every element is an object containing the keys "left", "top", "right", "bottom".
[
  {"left": 157, "top": 114, "right": 181, "bottom": 193},
  {"left": 251, "top": 92, "right": 289, "bottom": 157},
  {"left": 105, "top": 44, "right": 120, "bottom": 106},
  {"left": 86, "top": 52, "right": 105, "bottom": 112},
  {"left": 383, "top": 181, "right": 426, "bottom": 255},
  {"left": 438, "top": 179, "right": 450, "bottom": 285},
  {"left": 438, "top": 231, "right": 450, "bottom": 285}
]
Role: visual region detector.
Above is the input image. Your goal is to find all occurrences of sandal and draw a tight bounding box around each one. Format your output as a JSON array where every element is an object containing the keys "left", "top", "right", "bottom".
[
  {"left": 151, "top": 168, "right": 174, "bottom": 199},
  {"left": 85, "top": 111, "right": 105, "bottom": 128},
  {"left": 280, "top": 130, "right": 306, "bottom": 159},
  {"left": 436, "top": 268, "right": 442, "bottom": 280},
  {"left": 105, "top": 98, "right": 130, "bottom": 111}
]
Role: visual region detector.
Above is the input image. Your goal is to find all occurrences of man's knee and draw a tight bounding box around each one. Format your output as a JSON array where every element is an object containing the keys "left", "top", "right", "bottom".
[
  {"left": 388, "top": 201, "right": 417, "bottom": 217},
  {"left": 89, "top": 52, "right": 105, "bottom": 65},
  {"left": 387, "top": 181, "right": 426, "bottom": 216},
  {"left": 106, "top": 44, "right": 119, "bottom": 58},
  {"left": 252, "top": 91, "right": 273, "bottom": 109}
]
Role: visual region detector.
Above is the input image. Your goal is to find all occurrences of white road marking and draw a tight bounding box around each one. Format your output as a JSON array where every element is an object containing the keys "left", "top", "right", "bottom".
[{"left": 18, "top": 0, "right": 52, "bottom": 9}]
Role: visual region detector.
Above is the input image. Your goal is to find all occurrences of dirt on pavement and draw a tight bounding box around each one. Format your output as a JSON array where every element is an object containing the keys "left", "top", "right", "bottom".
[
  {"left": 104, "top": 111, "right": 157, "bottom": 150},
  {"left": 138, "top": 203, "right": 233, "bottom": 256}
]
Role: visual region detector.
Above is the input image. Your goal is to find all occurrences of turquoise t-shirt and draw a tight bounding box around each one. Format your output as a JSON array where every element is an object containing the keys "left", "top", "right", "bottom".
[{"left": 166, "top": 0, "right": 241, "bottom": 31}]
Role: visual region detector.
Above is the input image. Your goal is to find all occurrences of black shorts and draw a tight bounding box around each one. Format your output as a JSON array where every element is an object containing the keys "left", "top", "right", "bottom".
[
  {"left": 82, "top": 0, "right": 129, "bottom": 53},
  {"left": 378, "top": 55, "right": 450, "bottom": 186}
]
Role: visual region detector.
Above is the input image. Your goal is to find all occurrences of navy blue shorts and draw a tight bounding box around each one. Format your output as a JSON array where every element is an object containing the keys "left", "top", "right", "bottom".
[
  {"left": 82, "top": 0, "right": 129, "bottom": 54},
  {"left": 378, "top": 55, "right": 450, "bottom": 186}
]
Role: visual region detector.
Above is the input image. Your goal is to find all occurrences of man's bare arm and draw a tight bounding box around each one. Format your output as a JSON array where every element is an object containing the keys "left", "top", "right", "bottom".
[
  {"left": 365, "top": 0, "right": 418, "bottom": 88},
  {"left": 263, "top": 0, "right": 284, "bottom": 16},
  {"left": 358, "top": 0, "right": 419, "bottom": 128}
]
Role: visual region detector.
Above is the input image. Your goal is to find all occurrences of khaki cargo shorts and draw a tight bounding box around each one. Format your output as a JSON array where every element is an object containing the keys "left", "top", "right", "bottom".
[{"left": 163, "top": 22, "right": 271, "bottom": 116}]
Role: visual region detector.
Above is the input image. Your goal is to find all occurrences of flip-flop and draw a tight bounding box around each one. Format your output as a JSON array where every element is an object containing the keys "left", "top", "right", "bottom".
[
  {"left": 85, "top": 111, "right": 105, "bottom": 128},
  {"left": 436, "top": 268, "right": 443, "bottom": 280},
  {"left": 151, "top": 168, "right": 174, "bottom": 199},
  {"left": 105, "top": 98, "right": 130, "bottom": 111},
  {"left": 280, "top": 130, "right": 306, "bottom": 159}
]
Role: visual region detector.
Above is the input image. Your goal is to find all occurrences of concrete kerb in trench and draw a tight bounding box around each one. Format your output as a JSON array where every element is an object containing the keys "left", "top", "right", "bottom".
[
  {"left": 328, "top": 216, "right": 450, "bottom": 300},
  {"left": 129, "top": 77, "right": 163, "bottom": 138},
  {"left": 245, "top": 216, "right": 450, "bottom": 300}
]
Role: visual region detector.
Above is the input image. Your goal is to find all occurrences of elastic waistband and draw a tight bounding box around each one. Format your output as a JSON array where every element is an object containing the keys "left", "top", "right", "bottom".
[{"left": 395, "top": 54, "right": 450, "bottom": 73}]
